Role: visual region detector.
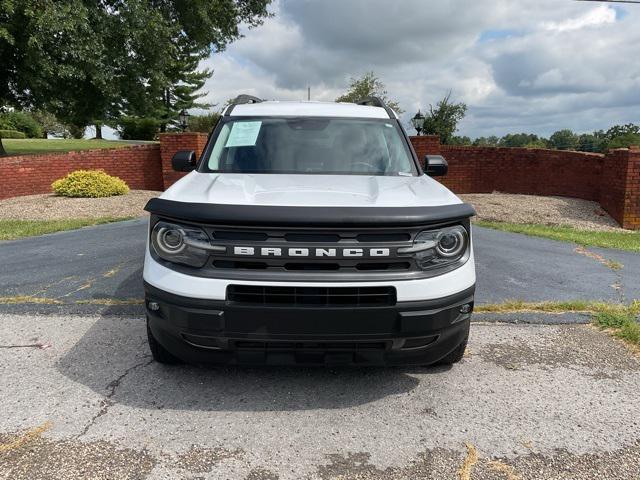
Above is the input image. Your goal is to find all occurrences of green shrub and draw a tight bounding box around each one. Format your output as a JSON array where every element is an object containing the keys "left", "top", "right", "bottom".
[
  {"left": 0, "top": 111, "right": 43, "bottom": 138},
  {"left": 0, "top": 117, "right": 15, "bottom": 130},
  {"left": 0, "top": 129, "right": 26, "bottom": 139},
  {"left": 118, "top": 117, "right": 159, "bottom": 140},
  {"left": 52, "top": 170, "right": 129, "bottom": 198}
]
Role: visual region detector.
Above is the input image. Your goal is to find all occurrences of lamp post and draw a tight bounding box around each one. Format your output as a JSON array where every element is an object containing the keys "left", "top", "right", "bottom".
[
  {"left": 178, "top": 109, "right": 190, "bottom": 132},
  {"left": 411, "top": 110, "right": 425, "bottom": 136}
]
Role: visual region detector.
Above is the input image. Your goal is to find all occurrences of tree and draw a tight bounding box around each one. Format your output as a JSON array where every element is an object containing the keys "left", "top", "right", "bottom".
[
  {"left": 421, "top": 92, "right": 467, "bottom": 145},
  {"left": 576, "top": 131, "right": 606, "bottom": 153},
  {"left": 523, "top": 139, "right": 548, "bottom": 149},
  {"left": 336, "top": 72, "right": 403, "bottom": 114},
  {"left": 189, "top": 112, "right": 222, "bottom": 133},
  {"left": 1, "top": 1, "right": 119, "bottom": 140},
  {"left": 499, "top": 133, "right": 544, "bottom": 148},
  {"left": 548, "top": 129, "right": 579, "bottom": 150},
  {"left": 605, "top": 123, "right": 639, "bottom": 140},
  {"left": 153, "top": 42, "right": 213, "bottom": 132},
  {"left": 31, "top": 110, "right": 69, "bottom": 138},
  {"left": 449, "top": 135, "right": 472, "bottom": 146},
  {"left": 607, "top": 133, "right": 640, "bottom": 150},
  {"left": 0, "top": 0, "right": 272, "bottom": 153},
  {"left": 473, "top": 136, "right": 499, "bottom": 147}
]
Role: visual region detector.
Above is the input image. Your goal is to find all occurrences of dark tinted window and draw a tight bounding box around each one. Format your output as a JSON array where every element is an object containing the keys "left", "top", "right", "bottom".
[{"left": 203, "top": 117, "right": 416, "bottom": 176}]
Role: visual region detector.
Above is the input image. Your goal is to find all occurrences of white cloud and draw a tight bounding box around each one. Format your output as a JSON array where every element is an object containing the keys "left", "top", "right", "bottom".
[
  {"left": 199, "top": 0, "right": 640, "bottom": 138},
  {"left": 542, "top": 5, "right": 616, "bottom": 32}
]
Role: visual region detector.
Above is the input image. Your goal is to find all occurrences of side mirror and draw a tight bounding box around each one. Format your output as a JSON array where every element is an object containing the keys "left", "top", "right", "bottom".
[
  {"left": 172, "top": 150, "right": 197, "bottom": 172},
  {"left": 424, "top": 155, "right": 448, "bottom": 177}
]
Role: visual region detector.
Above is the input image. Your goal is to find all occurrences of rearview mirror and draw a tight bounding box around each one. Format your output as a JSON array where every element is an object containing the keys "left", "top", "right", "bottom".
[
  {"left": 172, "top": 150, "right": 197, "bottom": 172},
  {"left": 424, "top": 155, "right": 448, "bottom": 177}
]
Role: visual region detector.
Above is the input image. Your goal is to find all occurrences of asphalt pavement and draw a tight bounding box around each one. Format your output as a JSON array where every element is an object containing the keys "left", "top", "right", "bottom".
[
  {"left": 0, "top": 218, "right": 639, "bottom": 315},
  {"left": 0, "top": 314, "right": 638, "bottom": 479}
]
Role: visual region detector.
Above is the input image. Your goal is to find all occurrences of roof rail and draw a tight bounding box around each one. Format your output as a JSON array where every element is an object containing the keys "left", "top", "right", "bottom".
[
  {"left": 225, "top": 94, "right": 263, "bottom": 116},
  {"left": 357, "top": 96, "right": 396, "bottom": 119}
]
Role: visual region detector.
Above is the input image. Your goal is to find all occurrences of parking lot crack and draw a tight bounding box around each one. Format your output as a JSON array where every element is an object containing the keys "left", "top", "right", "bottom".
[
  {"left": 573, "top": 246, "right": 623, "bottom": 271},
  {"left": 75, "top": 357, "right": 152, "bottom": 439},
  {"left": 0, "top": 342, "right": 50, "bottom": 349}
]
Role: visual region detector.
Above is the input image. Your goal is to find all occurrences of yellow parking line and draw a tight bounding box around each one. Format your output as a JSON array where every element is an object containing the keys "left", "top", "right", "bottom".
[{"left": 0, "top": 421, "right": 52, "bottom": 454}]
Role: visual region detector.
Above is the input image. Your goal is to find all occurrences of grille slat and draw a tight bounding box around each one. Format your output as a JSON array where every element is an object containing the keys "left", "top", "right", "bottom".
[{"left": 227, "top": 285, "right": 396, "bottom": 307}]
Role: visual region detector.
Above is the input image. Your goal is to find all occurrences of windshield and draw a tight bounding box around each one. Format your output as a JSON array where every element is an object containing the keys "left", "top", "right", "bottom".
[{"left": 201, "top": 117, "right": 417, "bottom": 176}]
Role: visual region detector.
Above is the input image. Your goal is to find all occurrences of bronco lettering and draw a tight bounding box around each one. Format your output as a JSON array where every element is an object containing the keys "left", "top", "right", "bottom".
[{"left": 232, "top": 247, "right": 391, "bottom": 257}]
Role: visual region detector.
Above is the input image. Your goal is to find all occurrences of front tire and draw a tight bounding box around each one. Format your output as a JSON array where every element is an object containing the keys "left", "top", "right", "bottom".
[
  {"left": 147, "top": 320, "right": 181, "bottom": 364},
  {"left": 434, "top": 333, "right": 468, "bottom": 365}
]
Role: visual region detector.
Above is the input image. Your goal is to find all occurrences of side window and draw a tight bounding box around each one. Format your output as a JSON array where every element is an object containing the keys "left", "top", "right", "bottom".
[
  {"left": 207, "top": 123, "right": 231, "bottom": 170},
  {"left": 382, "top": 124, "right": 411, "bottom": 174}
]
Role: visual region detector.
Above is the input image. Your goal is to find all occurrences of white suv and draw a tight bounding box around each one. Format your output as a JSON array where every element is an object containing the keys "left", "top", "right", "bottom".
[{"left": 143, "top": 95, "right": 476, "bottom": 366}]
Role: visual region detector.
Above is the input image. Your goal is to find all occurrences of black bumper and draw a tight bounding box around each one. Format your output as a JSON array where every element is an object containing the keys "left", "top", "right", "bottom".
[{"left": 144, "top": 282, "right": 474, "bottom": 366}]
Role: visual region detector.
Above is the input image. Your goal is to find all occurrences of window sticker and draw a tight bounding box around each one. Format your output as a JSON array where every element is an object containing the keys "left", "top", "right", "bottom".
[{"left": 225, "top": 121, "right": 262, "bottom": 147}]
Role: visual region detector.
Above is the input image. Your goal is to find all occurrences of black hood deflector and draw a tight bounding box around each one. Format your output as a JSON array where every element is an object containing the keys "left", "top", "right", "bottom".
[{"left": 145, "top": 198, "right": 476, "bottom": 228}]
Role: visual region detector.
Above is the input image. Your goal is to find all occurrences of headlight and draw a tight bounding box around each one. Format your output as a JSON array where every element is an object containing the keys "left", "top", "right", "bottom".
[
  {"left": 398, "top": 225, "right": 469, "bottom": 271},
  {"left": 151, "top": 221, "right": 224, "bottom": 268}
]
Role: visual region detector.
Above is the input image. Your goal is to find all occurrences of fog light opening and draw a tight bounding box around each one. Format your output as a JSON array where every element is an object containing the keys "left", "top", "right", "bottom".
[
  {"left": 148, "top": 301, "right": 160, "bottom": 311},
  {"left": 459, "top": 303, "right": 472, "bottom": 314}
]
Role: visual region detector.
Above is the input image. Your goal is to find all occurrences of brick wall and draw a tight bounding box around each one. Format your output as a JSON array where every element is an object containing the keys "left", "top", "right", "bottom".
[
  {"left": 409, "top": 135, "right": 440, "bottom": 156},
  {"left": 410, "top": 135, "right": 639, "bottom": 229},
  {"left": 439, "top": 146, "right": 604, "bottom": 200},
  {"left": 600, "top": 148, "right": 640, "bottom": 230},
  {"left": 159, "top": 132, "right": 209, "bottom": 189},
  {"left": 0, "top": 144, "right": 162, "bottom": 200}
]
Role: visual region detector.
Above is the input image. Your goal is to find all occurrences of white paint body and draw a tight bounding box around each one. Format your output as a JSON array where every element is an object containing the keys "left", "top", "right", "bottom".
[
  {"left": 160, "top": 171, "right": 463, "bottom": 208},
  {"left": 143, "top": 101, "right": 475, "bottom": 301},
  {"left": 144, "top": 245, "right": 475, "bottom": 302}
]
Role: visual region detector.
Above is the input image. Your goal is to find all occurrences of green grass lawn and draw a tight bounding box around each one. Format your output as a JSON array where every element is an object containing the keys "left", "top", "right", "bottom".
[
  {"left": 0, "top": 217, "right": 133, "bottom": 241},
  {"left": 476, "top": 221, "right": 640, "bottom": 252},
  {"left": 2, "top": 138, "right": 148, "bottom": 155}
]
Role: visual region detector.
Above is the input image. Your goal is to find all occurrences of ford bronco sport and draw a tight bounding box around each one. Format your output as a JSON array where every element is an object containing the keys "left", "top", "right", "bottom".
[{"left": 143, "top": 95, "right": 476, "bottom": 366}]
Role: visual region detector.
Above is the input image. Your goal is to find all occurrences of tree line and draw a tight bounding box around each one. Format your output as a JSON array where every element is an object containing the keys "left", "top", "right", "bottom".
[
  {"left": 448, "top": 124, "right": 640, "bottom": 152},
  {"left": 0, "top": 0, "right": 271, "bottom": 154},
  {"left": 337, "top": 74, "right": 640, "bottom": 153}
]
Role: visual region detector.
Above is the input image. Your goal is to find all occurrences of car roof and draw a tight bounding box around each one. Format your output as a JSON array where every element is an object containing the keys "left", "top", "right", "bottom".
[{"left": 227, "top": 101, "right": 395, "bottom": 119}]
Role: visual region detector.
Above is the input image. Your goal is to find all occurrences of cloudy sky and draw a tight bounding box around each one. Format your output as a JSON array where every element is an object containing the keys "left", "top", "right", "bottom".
[{"left": 198, "top": 0, "right": 640, "bottom": 139}]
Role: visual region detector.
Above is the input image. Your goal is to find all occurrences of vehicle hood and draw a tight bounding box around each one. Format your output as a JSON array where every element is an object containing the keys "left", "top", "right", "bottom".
[{"left": 160, "top": 173, "right": 462, "bottom": 208}]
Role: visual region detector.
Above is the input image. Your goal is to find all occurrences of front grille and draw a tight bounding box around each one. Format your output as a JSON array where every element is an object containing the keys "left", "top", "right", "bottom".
[
  {"left": 204, "top": 225, "right": 420, "bottom": 277},
  {"left": 213, "top": 261, "right": 411, "bottom": 272},
  {"left": 227, "top": 285, "right": 397, "bottom": 306}
]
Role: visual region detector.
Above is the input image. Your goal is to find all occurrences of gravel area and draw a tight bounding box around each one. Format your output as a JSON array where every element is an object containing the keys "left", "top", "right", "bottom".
[
  {"left": 460, "top": 193, "right": 627, "bottom": 232},
  {"left": 0, "top": 190, "right": 159, "bottom": 220}
]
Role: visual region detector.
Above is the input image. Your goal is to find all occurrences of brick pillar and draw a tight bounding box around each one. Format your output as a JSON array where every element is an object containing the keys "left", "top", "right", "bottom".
[
  {"left": 159, "top": 132, "right": 209, "bottom": 189},
  {"left": 600, "top": 148, "right": 640, "bottom": 230},
  {"left": 409, "top": 135, "right": 441, "bottom": 160}
]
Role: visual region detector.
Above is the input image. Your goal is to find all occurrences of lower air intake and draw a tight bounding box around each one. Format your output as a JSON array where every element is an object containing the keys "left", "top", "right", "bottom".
[{"left": 227, "top": 285, "right": 397, "bottom": 307}]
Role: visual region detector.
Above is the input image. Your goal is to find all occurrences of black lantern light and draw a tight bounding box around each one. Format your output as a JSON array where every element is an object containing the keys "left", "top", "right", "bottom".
[
  {"left": 411, "top": 110, "right": 425, "bottom": 136},
  {"left": 178, "top": 109, "right": 190, "bottom": 132}
]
